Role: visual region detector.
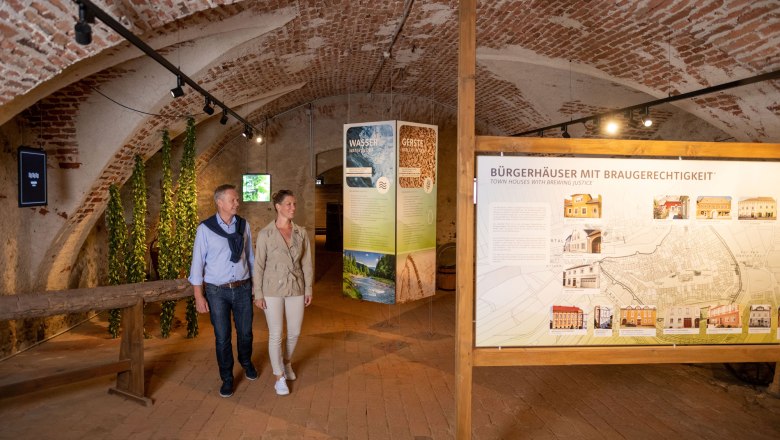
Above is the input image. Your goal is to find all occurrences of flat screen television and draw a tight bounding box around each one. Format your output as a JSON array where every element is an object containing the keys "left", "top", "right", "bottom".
[
  {"left": 18, "top": 146, "right": 47, "bottom": 207},
  {"left": 242, "top": 173, "right": 271, "bottom": 202}
]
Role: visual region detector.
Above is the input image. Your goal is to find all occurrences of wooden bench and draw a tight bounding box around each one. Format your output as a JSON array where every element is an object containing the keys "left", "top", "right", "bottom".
[{"left": 0, "top": 279, "right": 192, "bottom": 406}]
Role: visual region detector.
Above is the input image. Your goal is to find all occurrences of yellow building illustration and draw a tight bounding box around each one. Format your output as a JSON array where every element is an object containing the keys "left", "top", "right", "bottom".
[
  {"left": 696, "top": 196, "right": 731, "bottom": 219},
  {"left": 620, "top": 305, "right": 657, "bottom": 328},
  {"left": 738, "top": 197, "right": 776, "bottom": 220},
  {"left": 564, "top": 194, "right": 602, "bottom": 218}
]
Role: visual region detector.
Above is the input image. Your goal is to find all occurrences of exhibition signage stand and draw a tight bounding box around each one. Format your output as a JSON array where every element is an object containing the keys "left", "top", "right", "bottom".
[
  {"left": 456, "top": 1, "right": 780, "bottom": 439},
  {"left": 342, "top": 120, "right": 439, "bottom": 305}
]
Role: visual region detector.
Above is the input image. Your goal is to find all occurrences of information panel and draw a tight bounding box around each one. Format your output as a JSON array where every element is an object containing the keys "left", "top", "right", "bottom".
[
  {"left": 343, "top": 121, "right": 397, "bottom": 304},
  {"left": 342, "top": 121, "right": 438, "bottom": 304},
  {"left": 476, "top": 155, "right": 780, "bottom": 347},
  {"left": 396, "top": 122, "right": 438, "bottom": 303}
]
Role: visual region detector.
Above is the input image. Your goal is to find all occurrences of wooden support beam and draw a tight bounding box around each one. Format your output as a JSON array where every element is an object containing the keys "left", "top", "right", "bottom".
[
  {"left": 473, "top": 345, "right": 780, "bottom": 366},
  {"left": 456, "top": 0, "right": 476, "bottom": 438},
  {"left": 0, "top": 279, "right": 192, "bottom": 321},
  {"left": 476, "top": 136, "right": 780, "bottom": 159},
  {"left": 769, "top": 362, "right": 780, "bottom": 397},
  {"left": 0, "top": 359, "right": 130, "bottom": 398},
  {"left": 110, "top": 298, "right": 152, "bottom": 406}
]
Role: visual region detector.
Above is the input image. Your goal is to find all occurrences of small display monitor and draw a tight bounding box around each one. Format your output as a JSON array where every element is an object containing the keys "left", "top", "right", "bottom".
[
  {"left": 242, "top": 173, "right": 271, "bottom": 202},
  {"left": 18, "top": 146, "right": 47, "bottom": 207}
]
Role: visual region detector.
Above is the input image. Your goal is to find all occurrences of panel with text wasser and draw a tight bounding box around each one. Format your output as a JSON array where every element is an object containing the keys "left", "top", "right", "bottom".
[
  {"left": 343, "top": 121, "right": 398, "bottom": 304},
  {"left": 476, "top": 155, "right": 780, "bottom": 347}
]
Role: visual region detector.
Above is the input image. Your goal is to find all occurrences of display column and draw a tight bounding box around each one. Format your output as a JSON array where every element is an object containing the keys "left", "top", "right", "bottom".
[{"left": 342, "top": 120, "right": 438, "bottom": 304}]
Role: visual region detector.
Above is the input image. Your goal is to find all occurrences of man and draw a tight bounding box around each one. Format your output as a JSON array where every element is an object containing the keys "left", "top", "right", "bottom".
[{"left": 189, "top": 184, "right": 257, "bottom": 398}]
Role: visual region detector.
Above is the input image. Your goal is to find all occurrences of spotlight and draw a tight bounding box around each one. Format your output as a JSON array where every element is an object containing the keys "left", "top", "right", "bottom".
[
  {"left": 219, "top": 109, "right": 228, "bottom": 125},
  {"left": 605, "top": 119, "right": 619, "bottom": 135},
  {"left": 626, "top": 110, "right": 639, "bottom": 129},
  {"left": 641, "top": 107, "right": 653, "bottom": 127},
  {"left": 203, "top": 97, "right": 215, "bottom": 115},
  {"left": 538, "top": 130, "right": 544, "bottom": 138},
  {"left": 74, "top": 2, "right": 93, "bottom": 45},
  {"left": 170, "top": 76, "right": 184, "bottom": 98},
  {"left": 242, "top": 125, "right": 253, "bottom": 139},
  {"left": 255, "top": 134, "right": 264, "bottom": 144},
  {"left": 561, "top": 125, "right": 571, "bottom": 138}
]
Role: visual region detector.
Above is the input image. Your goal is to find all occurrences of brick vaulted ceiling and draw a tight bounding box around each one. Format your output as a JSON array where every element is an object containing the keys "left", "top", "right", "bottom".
[
  {"left": 0, "top": 0, "right": 779, "bottom": 290},
  {"left": 3, "top": 0, "right": 779, "bottom": 140}
]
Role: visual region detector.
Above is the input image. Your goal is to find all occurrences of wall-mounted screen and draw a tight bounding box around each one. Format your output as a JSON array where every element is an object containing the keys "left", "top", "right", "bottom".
[
  {"left": 18, "top": 146, "right": 47, "bottom": 207},
  {"left": 242, "top": 173, "right": 271, "bottom": 202}
]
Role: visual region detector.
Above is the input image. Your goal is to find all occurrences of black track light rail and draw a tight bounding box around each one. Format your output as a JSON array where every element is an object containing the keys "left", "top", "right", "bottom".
[
  {"left": 513, "top": 69, "right": 780, "bottom": 137},
  {"left": 74, "top": 0, "right": 259, "bottom": 136}
]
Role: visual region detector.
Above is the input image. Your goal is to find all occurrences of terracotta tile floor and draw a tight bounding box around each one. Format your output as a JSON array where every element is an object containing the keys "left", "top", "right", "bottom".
[{"left": 1, "top": 238, "right": 779, "bottom": 439}]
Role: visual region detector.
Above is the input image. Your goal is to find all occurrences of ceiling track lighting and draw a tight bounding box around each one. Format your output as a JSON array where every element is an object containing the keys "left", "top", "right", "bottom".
[
  {"left": 242, "top": 124, "right": 253, "bottom": 139},
  {"left": 203, "top": 97, "right": 215, "bottom": 115},
  {"left": 512, "top": 69, "right": 780, "bottom": 137},
  {"left": 641, "top": 107, "right": 653, "bottom": 127},
  {"left": 604, "top": 116, "right": 619, "bottom": 135},
  {"left": 626, "top": 109, "right": 639, "bottom": 129},
  {"left": 74, "top": 2, "right": 94, "bottom": 45},
  {"left": 170, "top": 75, "right": 184, "bottom": 98},
  {"left": 72, "top": 0, "right": 262, "bottom": 138}
]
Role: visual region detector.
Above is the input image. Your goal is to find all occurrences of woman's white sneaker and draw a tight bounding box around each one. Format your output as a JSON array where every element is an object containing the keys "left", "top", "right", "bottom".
[
  {"left": 284, "top": 363, "right": 296, "bottom": 381},
  {"left": 274, "top": 377, "right": 289, "bottom": 395}
]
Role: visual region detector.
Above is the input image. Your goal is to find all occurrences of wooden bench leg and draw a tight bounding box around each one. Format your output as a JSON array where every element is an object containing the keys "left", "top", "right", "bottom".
[
  {"left": 109, "top": 298, "right": 152, "bottom": 406},
  {"left": 768, "top": 361, "right": 780, "bottom": 398}
]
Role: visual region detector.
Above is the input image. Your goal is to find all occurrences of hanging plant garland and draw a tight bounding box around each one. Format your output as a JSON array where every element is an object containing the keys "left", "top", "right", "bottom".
[
  {"left": 128, "top": 154, "right": 149, "bottom": 337},
  {"left": 106, "top": 184, "right": 127, "bottom": 338},
  {"left": 175, "top": 117, "right": 200, "bottom": 338},
  {"left": 127, "top": 154, "right": 148, "bottom": 284},
  {"left": 158, "top": 129, "right": 177, "bottom": 338}
]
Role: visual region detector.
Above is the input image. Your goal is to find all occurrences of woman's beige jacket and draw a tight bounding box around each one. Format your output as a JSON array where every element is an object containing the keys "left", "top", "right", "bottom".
[{"left": 252, "top": 221, "right": 313, "bottom": 300}]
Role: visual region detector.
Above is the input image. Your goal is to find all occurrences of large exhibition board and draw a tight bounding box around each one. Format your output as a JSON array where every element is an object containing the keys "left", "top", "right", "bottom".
[
  {"left": 476, "top": 155, "right": 780, "bottom": 347},
  {"left": 343, "top": 121, "right": 438, "bottom": 304}
]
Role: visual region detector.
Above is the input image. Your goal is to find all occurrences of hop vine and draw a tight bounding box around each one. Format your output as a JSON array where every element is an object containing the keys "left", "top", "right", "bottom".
[
  {"left": 106, "top": 184, "right": 127, "bottom": 338},
  {"left": 175, "top": 118, "right": 200, "bottom": 338},
  {"left": 158, "top": 129, "right": 178, "bottom": 338},
  {"left": 127, "top": 154, "right": 148, "bottom": 284}
]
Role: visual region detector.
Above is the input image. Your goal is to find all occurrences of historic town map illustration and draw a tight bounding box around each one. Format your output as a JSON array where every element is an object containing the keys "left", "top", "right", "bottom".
[{"left": 476, "top": 155, "right": 780, "bottom": 347}]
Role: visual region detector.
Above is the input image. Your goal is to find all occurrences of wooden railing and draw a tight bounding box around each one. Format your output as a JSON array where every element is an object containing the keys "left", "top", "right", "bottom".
[{"left": 0, "top": 279, "right": 193, "bottom": 405}]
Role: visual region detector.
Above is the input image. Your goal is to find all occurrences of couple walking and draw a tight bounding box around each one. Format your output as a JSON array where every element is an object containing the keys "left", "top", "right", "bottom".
[{"left": 188, "top": 184, "right": 313, "bottom": 398}]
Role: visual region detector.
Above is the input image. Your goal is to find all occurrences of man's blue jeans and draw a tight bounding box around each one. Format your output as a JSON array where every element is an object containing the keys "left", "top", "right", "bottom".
[{"left": 204, "top": 282, "right": 253, "bottom": 383}]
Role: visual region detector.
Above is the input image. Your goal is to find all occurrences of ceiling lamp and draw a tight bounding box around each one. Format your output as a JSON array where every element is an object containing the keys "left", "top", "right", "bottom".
[
  {"left": 170, "top": 75, "right": 184, "bottom": 98},
  {"left": 561, "top": 125, "right": 571, "bottom": 138},
  {"left": 203, "top": 97, "right": 215, "bottom": 115},
  {"left": 641, "top": 107, "right": 653, "bottom": 127},
  {"left": 255, "top": 133, "right": 264, "bottom": 144},
  {"left": 242, "top": 125, "right": 253, "bottom": 139},
  {"left": 74, "top": 2, "right": 94, "bottom": 45},
  {"left": 219, "top": 108, "right": 228, "bottom": 125},
  {"left": 605, "top": 118, "right": 619, "bottom": 135}
]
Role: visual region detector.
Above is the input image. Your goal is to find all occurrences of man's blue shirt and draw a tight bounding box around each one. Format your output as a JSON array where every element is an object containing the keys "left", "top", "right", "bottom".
[{"left": 188, "top": 214, "right": 254, "bottom": 286}]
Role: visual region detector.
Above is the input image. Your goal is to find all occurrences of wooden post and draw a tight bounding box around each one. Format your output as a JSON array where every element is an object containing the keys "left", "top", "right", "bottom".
[
  {"left": 769, "top": 362, "right": 780, "bottom": 397},
  {"left": 456, "top": 0, "right": 477, "bottom": 438},
  {"left": 109, "top": 298, "right": 152, "bottom": 405}
]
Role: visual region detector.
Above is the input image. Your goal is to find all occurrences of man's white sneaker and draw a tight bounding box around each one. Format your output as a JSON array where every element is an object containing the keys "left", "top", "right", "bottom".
[
  {"left": 284, "top": 363, "right": 296, "bottom": 381},
  {"left": 274, "top": 377, "right": 289, "bottom": 396}
]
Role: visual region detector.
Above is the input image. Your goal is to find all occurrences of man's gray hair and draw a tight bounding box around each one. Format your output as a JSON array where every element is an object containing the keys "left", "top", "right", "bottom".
[{"left": 214, "top": 184, "right": 236, "bottom": 204}]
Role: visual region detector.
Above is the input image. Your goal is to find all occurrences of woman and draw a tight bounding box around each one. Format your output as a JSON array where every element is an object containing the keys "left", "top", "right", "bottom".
[{"left": 253, "top": 189, "right": 313, "bottom": 395}]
